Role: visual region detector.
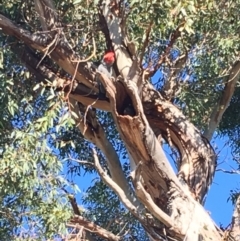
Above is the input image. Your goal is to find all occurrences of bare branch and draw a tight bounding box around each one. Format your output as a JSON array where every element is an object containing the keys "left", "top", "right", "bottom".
[
  {"left": 11, "top": 45, "right": 111, "bottom": 112},
  {"left": 131, "top": 162, "right": 176, "bottom": 229},
  {"left": 69, "top": 216, "right": 121, "bottom": 241},
  {"left": 70, "top": 94, "right": 111, "bottom": 111},
  {"left": 204, "top": 60, "right": 240, "bottom": 141},
  {"left": 92, "top": 148, "right": 144, "bottom": 219},
  {"left": 0, "top": 14, "right": 50, "bottom": 52},
  {"left": 0, "top": 14, "right": 97, "bottom": 91},
  {"left": 62, "top": 188, "right": 96, "bottom": 241},
  {"left": 141, "top": 82, "right": 217, "bottom": 203},
  {"left": 216, "top": 169, "right": 240, "bottom": 174},
  {"left": 68, "top": 195, "right": 82, "bottom": 216},
  {"left": 91, "top": 148, "right": 175, "bottom": 240},
  {"left": 67, "top": 157, "right": 94, "bottom": 167},
  {"left": 69, "top": 99, "right": 140, "bottom": 207}
]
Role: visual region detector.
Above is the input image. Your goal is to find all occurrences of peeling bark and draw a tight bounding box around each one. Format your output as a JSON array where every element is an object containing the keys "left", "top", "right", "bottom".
[
  {"left": 69, "top": 99, "right": 141, "bottom": 209},
  {"left": 229, "top": 195, "right": 240, "bottom": 240},
  {"left": 92, "top": 148, "right": 180, "bottom": 241},
  {"left": 163, "top": 53, "right": 187, "bottom": 100},
  {"left": 0, "top": 1, "right": 228, "bottom": 240},
  {"left": 142, "top": 86, "right": 217, "bottom": 203},
  {"left": 100, "top": 71, "right": 221, "bottom": 240}
]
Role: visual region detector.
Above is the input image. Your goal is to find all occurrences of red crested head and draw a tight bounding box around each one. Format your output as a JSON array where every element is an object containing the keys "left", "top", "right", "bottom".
[{"left": 103, "top": 51, "right": 115, "bottom": 64}]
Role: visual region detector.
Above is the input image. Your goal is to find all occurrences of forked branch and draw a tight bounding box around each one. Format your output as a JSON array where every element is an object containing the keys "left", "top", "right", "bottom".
[{"left": 92, "top": 148, "right": 174, "bottom": 240}]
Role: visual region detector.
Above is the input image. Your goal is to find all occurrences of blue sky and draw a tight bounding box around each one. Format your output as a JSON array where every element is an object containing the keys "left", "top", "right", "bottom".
[{"left": 205, "top": 136, "right": 239, "bottom": 226}]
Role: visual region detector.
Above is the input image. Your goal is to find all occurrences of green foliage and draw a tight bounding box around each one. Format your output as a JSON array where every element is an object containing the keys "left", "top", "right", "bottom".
[
  {"left": 0, "top": 56, "right": 75, "bottom": 239},
  {"left": 219, "top": 87, "right": 240, "bottom": 157},
  {"left": 127, "top": 0, "right": 240, "bottom": 129},
  {"left": 0, "top": 0, "right": 240, "bottom": 239}
]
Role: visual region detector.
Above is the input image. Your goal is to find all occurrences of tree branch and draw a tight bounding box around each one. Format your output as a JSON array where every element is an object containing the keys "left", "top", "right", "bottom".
[
  {"left": 131, "top": 162, "right": 176, "bottom": 229},
  {"left": 229, "top": 195, "right": 240, "bottom": 240},
  {"left": 92, "top": 148, "right": 173, "bottom": 240},
  {"left": 163, "top": 53, "right": 187, "bottom": 100},
  {"left": 203, "top": 60, "right": 240, "bottom": 141},
  {"left": 69, "top": 216, "right": 121, "bottom": 241},
  {"left": 69, "top": 99, "right": 141, "bottom": 208},
  {"left": 140, "top": 81, "right": 217, "bottom": 203},
  {"left": 63, "top": 187, "right": 97, "bottom": 241},
  {"left": 11, "top": 45, "right": 111, "bottom": 112},
  {"left": 149, "top": 26, "right": 182, "bottom": 77},
  {"left": 34, "top": 0, "right": 59, "bottom": 31},
  {"left": 0, "top": 13, "right": 97, "bottom": 91},
  {"left": 139, "top": 20, "right": 154, "bottom": 65},
  {"left": 0, "top": 14, "right": 50, "bottom": 52},
  {"left": 92, "top": 148, "right": 143, "bottom": 218},
  {"left": 101, "top": 0, "right": 133, "bottom": 78}
]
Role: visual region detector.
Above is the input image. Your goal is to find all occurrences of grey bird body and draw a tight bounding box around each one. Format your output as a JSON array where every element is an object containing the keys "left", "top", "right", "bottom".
[
  {"left": 96, "top": 61, "right": 116, "bottom": 98},
  {"left": 98, "top": 61, "right": 116, "bottom": 78}
]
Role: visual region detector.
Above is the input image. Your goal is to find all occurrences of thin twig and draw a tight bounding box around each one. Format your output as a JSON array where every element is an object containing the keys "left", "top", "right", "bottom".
[
  {"left": 216, "top": 169, "right": 240, "bottom": 174},
  {"left": 37, "top": 32, "right": 59, "bottom": 68},
  {"left": 92, "top": 148, "right": 143, "bottom": 220},
  {"left": 66, "top": 157, "right": 94, "bottom": 166}
]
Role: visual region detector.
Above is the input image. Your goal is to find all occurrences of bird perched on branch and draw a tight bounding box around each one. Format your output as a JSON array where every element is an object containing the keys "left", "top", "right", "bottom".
[{"left": 95, "top": 51, "right": 116, "bottom": 99}]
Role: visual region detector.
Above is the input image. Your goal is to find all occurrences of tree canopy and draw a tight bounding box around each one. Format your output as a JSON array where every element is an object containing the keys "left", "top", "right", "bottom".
[{"left": 0, "top": 0, "right": 240, "bottom": 240}]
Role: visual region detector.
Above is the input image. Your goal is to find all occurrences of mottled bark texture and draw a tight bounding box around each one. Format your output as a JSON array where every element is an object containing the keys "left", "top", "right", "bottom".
[{"left": 1, "top": 0, "right": 238, "bottom": 240}]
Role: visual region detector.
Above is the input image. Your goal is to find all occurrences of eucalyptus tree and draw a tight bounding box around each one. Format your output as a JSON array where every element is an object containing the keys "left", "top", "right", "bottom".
[{"left": 0, "top": 0, "right": 240, "bottom": 240}]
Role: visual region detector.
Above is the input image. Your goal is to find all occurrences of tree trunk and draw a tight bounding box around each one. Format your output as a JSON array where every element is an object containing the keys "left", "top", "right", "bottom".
[{"left": 1, "top": 0, "right": 238, "bottom": 240}]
